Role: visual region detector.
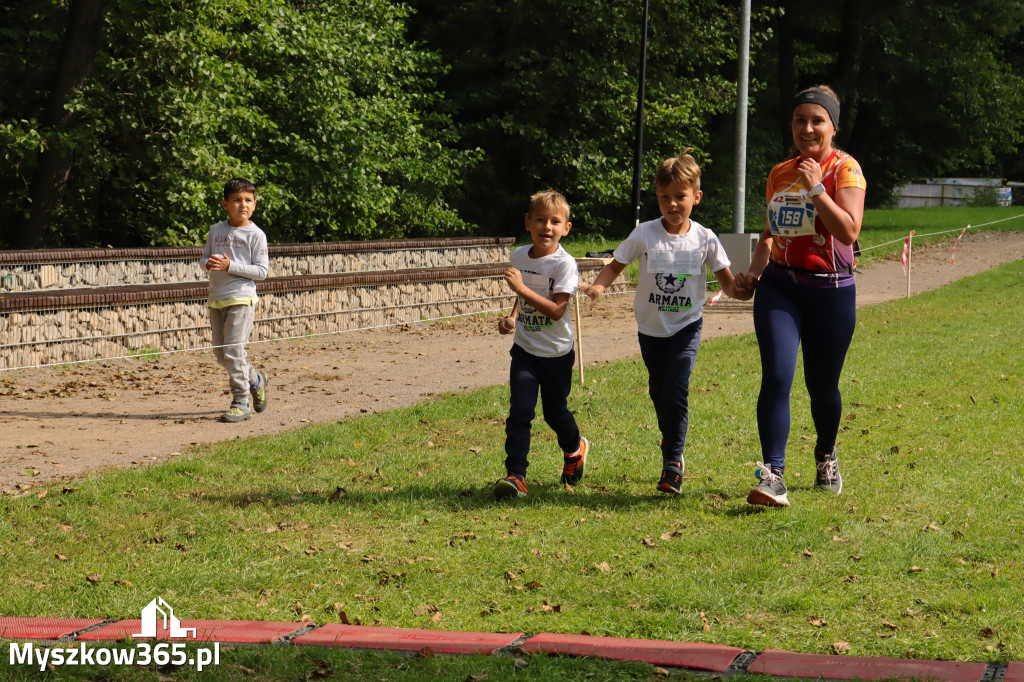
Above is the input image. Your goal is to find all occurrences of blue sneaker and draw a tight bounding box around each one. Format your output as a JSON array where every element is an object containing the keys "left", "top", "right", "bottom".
[
  {"left": 221, "top": 402, "right": 252, "bottom": 423},
  {"left": 250, "top": 372, "right": 269, "bottom": 413}
]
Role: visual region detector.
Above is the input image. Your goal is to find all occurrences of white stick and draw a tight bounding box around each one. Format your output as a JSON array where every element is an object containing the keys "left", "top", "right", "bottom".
[{"left": 574, "top": 291, "right": 585, "bottom": 386}]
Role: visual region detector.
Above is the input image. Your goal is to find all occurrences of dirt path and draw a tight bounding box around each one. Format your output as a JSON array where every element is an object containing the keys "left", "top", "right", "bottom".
[{"left": 2, "top": 231, "right": 1022, "bottom": 492}]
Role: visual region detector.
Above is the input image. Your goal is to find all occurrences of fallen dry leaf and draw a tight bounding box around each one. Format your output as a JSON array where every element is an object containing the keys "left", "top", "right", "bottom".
[
  {"left": 808, "top": 617, "right": 828, "bottom": 627},
  {"left": 594, "top": 562, "right": 611, "bottom": 573},
  {"left": 413, "top": 603, "right": 439, "bottom": 616},
  {"left": 540, "top": 600, "right": 561, "bottom": 613}
]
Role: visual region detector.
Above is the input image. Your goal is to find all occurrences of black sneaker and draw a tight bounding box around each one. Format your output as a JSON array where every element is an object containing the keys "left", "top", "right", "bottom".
[
  {"left": 251, "top": 372, "right": 269, "bottom": 413},
  {"left": 814, "top": 448, "right": 843, "bottom": 494},
  {"left": 560, "top": 436, "right": 590, "bottom": 485},
  {"left": 657, "top": 460, "right": 685, "bottom": 495},
  {"left": 747, "top": 463, "right": 789, "bottom": 507},
  {"left": 494, "top": 474, "right": 528, "bottom": 499}
]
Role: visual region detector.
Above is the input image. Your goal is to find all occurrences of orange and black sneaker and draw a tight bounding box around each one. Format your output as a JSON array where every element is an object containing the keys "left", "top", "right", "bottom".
[
  {"left": 656, "top": 460, "right": 685, "bottom": 495},
  {"left": 494, "top": 473, "right": 528, "bottom": 499},
  {"left": 560, "top": 436, "right": 590, "bottom": 485}
]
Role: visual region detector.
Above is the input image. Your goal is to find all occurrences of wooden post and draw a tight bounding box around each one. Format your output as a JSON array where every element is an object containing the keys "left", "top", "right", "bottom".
[
  {"left": 574, "top": 291, "right": 585, "bottom": 386},
  {"left": 906, "top": 232, "right": 913, "bottom": 298}
]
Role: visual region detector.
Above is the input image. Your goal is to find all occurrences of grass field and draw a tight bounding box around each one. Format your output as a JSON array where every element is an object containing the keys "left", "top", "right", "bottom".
[{"left": 1, "top": 249, "right": 1022, "bottom": 680}]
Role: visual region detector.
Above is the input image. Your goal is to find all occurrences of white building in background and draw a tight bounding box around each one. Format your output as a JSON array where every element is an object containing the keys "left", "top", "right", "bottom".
[{"left": 894, "top": 178, "right": 1013, "bottom": 208}]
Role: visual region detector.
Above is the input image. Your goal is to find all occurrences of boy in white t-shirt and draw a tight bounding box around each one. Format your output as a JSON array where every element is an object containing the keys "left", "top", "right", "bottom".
[
  {"left": 493, "top": 190, "right": 590, "bottom": 499},
  {"left": 585, "top": 151, "right": 753, "bottom": 493}
]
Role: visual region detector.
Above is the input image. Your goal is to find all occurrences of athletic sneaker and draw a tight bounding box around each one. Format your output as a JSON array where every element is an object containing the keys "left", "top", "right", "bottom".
[
  {"left": 814, "top": 448, "right": 843, "bottom": 494},
  {"left": 747, "top": 463, "right": 789, "bottom": 507},
  {"left": 251, "top": 372, "right": 269, "bottom": 413},
  {"left": 494, "top": 474, "right": 528, "bottom": 499},
  {"left": 560, "top": 436, "right": 590, "bottom": 485},
  {"left": 656, "top": 460, "right": 685, "bottom": 495},
  {"left": 221, "top": 402, "right": 252, "bottom": 423}
]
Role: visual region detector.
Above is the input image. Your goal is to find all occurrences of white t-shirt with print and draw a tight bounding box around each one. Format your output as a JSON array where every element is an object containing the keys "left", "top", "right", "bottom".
[
  {"left": 613, "top": 218, "right": 730, "bottom": 338},
  {"left": 511, "top": 244, "right": 578, "bottom": 358}
]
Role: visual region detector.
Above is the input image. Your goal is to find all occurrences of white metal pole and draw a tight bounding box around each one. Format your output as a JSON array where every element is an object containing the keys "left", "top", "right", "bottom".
[{"left": 731, "top": 0, "right": 751, "bottom": 234}]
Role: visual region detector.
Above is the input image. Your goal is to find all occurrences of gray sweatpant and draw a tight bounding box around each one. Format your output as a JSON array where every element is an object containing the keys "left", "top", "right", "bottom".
[{"left": 210, "top": 304, "right": 257, "bottom": 405}]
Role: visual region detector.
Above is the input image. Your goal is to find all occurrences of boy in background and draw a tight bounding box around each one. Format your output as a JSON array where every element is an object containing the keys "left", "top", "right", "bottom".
[
  {"left": 202, "top": 178, "right": 270, "bottom": 423},
  {"left": 494, "top": 189, "right": 590, "bottom": 499},
  {"left": 585, "top": 151, "right": 752, "bottom": 493}
]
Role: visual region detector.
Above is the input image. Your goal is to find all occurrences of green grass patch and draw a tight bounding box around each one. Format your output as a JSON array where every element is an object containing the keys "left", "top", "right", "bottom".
[
  {"left": 2, "top": 263, "right": 1022, "bottom": 671},
  {"left": 127, "top": 347, "right": 163, "bottom": 362}
]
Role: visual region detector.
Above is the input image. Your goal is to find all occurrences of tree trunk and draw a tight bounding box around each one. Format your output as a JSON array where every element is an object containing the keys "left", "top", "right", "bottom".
[
  {"left": 16, "top": 0, "right": 107, "bottom": 249},
  {"left": 834, "top": 0, "right": 863, "bottom": 149},
  {"left": 776, "top": 1, "right": 795, "bottom": 155}
]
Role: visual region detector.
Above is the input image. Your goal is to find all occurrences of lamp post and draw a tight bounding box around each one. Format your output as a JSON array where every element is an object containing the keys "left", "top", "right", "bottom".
[
  {"left": 731, "top": 0, "right": 751, "bottom": 234},
  {"left": 630, "top": 0, "right": 650, "bottom": 227}
]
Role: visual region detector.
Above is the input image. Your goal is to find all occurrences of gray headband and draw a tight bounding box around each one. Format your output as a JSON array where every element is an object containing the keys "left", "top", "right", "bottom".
[{"left": 793, "top": 89, "right": 840, "bottom": 129}]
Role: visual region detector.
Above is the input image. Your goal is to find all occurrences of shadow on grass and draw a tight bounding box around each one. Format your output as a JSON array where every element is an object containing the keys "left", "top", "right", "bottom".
[{"left": 200, "top": 481, "right": 726, "bottom": 513}]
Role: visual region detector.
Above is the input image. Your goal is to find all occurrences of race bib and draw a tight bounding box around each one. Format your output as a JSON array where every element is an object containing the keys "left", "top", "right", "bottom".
[
  {"left": 521, "top": 271, "right": 551, "bottom": 296},
  {"left": 768, "top": 192, "right": 817, "bottom": 237},
  {"left": 647, "top": 248, "right": 702, "bottom": 275}
]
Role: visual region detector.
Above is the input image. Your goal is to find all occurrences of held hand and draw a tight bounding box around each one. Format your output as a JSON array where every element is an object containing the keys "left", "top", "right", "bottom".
[
  {"left": 796, "top": 157, "right": 823, "bottom": 190},
  {"left": 503, "top": 267, "right": 525, "bottom": 294},
  {"left": 582, "top": 284, "right": 604, "bottom": 303},
  {"left": 497, "top": 315, "right": 515, "bottom": 335},
  {"left": 207, "top": 253, "right": 230, "bottom": 271},
  {"left": 732, "top": 272, "right": 757, "bottom": 301}
]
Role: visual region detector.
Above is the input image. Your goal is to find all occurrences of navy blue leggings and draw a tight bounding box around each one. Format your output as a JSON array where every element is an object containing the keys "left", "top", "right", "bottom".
[
  {"left": 504, "top": 344, "right": 580, "bottom": 477},
  {"left": 638, "top": 319, "right": 702, "bottom": 464},
  {"left": 753, "top": 267, "right": 856, "bottom": 473}
]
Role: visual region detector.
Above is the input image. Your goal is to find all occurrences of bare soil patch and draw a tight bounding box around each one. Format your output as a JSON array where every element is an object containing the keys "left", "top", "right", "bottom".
[{"left": 2, "top": 231, "right": 1021, "bottom": 491}]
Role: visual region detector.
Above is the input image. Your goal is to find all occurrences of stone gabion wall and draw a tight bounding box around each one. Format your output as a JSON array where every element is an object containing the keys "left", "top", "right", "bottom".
[
  {"left": 2, "top": 274, "right": 629, "bottom": 370},
  {"left": 1, "top": 258, "right": 626, "bottom": 370},
  {"left": 272, "top": 247, "right": 510, "bottom": 279},
  {"left": 0, "top": 246, "right": 511, "bottom": 293}
]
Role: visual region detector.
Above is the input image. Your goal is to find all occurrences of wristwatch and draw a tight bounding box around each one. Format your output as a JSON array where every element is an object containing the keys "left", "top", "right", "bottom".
[{"left": 807, "top": 183, "right": 826, "bottom": 198}]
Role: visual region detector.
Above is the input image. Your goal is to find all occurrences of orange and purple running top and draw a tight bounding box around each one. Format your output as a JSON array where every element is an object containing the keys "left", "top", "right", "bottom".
[{"left": 765, "top": 150, "right": 866, "bottom": 287}]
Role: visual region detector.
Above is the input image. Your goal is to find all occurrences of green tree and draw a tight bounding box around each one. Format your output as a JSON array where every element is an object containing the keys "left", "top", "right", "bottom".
[
  {"left": 755, "top": 0, "right": 1024, "bottom": 202},
  {"left": 408, "top": 0, "right": 770, "bottom": 237},
  {"left": 0, "top": 0, "right": 476, "bottom": 248}
]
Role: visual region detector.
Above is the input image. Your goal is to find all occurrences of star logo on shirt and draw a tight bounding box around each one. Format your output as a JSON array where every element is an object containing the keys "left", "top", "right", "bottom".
[{"left": 655, "top": 273, "right": 689, "bottom": 294}]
